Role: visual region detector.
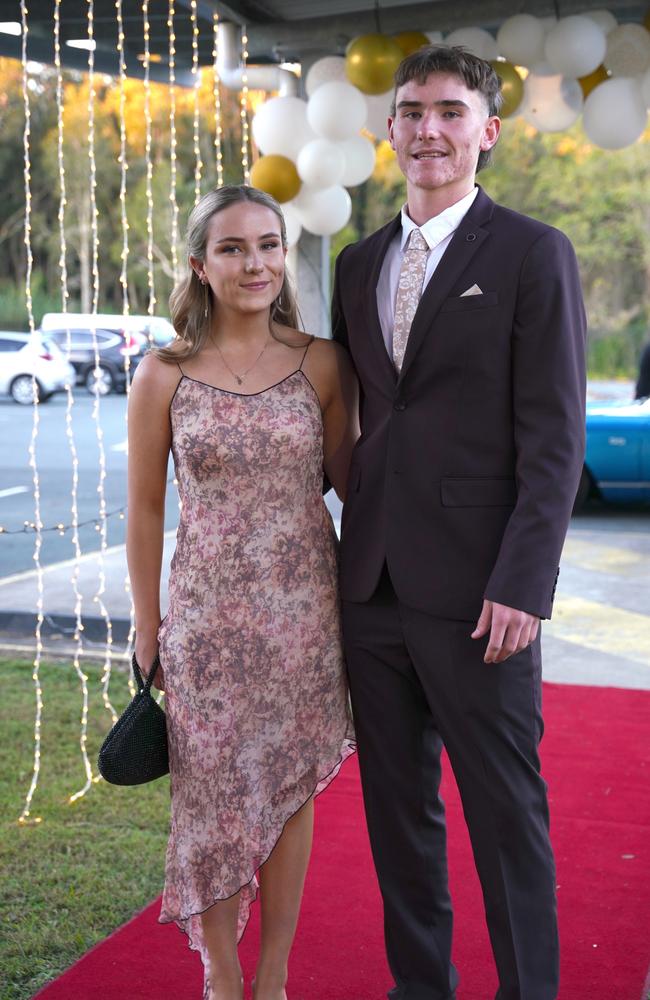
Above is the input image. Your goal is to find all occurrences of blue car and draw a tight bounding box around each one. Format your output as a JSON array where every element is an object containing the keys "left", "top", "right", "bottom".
[{"left": 575, "top": 397, "right": 650, "bottom": 509}]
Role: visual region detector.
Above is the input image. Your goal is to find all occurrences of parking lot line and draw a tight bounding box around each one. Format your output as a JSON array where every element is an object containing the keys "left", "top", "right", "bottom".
[
  {"left": 0, "top": 486, "right": 29, "bottom": 499},
  {"left": 547, "top": 595, "right": 650, "bottom": 666}
]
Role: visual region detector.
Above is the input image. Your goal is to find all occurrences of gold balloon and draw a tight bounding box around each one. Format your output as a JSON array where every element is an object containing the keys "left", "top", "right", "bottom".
[
  {"left": 250, "top": 155, "right": 301, "bottom": 204},
  {"left": 393, "top": 31, "right": 431, "bottom": 57},
  {"left": 578, "top": 64, "right": 609, "bottom": 99},
  {"left": 490, "top": 60, "right": 524, "bottom": 119},
  {"left": 345, "top": 34, "right": 404, "bottom": 95},
  {"left": 644, "top": 7, "right": 650, "bottom": 32}
]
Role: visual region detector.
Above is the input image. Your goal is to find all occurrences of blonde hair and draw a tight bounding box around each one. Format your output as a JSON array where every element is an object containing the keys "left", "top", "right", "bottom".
[{"left": 155, "top": 185, "right": 300, "bottom": 362}]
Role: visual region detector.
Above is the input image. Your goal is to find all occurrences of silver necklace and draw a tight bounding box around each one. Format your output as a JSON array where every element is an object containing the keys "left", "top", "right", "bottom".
[{"left": 215, "top": 335, "right": 271, "bottom": 386}]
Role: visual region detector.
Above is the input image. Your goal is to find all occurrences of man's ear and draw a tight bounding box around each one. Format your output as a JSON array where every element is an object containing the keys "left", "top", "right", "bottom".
[
  {"left": 388, "top": 117, "right": 396, "bottom": 150},
  {"left": 480, "top": 115, "right": 501, "bottom": 151}
]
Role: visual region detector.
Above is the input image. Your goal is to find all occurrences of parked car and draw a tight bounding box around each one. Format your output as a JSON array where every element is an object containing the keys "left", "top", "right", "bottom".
[
  {"left": 39, "top": 318, "right": 142, "bottom": 395},
  {"left": 574, "top": 397, "right": 650, "bottom": 509},
  {"left": 0, "top": 331, "right": 75, "bottom": 404},
  {"left": 41, "top": 312, "right": 175, "bottom": 347}
]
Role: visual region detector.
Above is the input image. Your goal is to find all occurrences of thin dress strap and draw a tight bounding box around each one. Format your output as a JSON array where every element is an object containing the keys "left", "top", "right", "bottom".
[
  {"left": 298, "top": 335, "right": 315, "bottom": 372},
  {"left": 176, "top": 361, "right": 185, "bottom": 377}
]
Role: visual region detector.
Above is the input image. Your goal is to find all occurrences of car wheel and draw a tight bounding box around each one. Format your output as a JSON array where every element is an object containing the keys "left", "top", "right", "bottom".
[
  {"left": 85, "top": 364, "right": 114, "bottom": 396},
  {"left": 572, "top": 466, "right": 593, "bottom": 513},
  {"left": 10, "top": 374, "right": 47, "bottom": 405}
]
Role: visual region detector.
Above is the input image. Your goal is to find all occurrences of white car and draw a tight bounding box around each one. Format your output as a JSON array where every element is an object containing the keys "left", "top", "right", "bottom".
[{"left": 0, "top": 331, "right": 75, "bottom": 404}]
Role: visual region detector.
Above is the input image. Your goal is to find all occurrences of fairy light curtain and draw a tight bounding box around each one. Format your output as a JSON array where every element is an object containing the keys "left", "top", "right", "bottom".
[{"left": 13, "top": 4, "right": 251, "bottom": 822}]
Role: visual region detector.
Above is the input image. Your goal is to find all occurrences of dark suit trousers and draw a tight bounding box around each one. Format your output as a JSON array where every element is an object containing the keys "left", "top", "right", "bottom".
[{"left": 342, "top": 568, "right": 559, "bottom": 1000}]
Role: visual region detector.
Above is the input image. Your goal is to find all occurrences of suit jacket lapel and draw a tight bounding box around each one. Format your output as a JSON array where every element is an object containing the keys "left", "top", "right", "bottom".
[
  {"left": 363, "top": 215, "right": 401, "bottom": 384},
  {"left": 398, "top": 187, "right": 496, "bottom": 384}
]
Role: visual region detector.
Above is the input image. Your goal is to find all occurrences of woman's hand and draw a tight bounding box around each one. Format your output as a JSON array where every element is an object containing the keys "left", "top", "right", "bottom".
[{"left": 135, "top": 629, "right": 165, "bottom": 691}]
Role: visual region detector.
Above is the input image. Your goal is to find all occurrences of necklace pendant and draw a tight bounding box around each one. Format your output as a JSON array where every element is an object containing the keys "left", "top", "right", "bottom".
[{"left": 236, "top": 376, "right": 243, "bottom": 386}]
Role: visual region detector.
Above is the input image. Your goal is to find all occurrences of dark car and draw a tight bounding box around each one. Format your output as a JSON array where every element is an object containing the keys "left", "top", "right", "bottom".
[{"left": 44, "top": 326, "right": 145, "bottom": 395}]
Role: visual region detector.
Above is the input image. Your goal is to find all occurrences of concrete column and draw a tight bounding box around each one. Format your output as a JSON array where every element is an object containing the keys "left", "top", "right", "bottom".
[
  {"left": 286, "top": 52, "right": 334, "bottom": 340},
  {"left": 288, "top": 231, "right": 331, "bottom": 339}
]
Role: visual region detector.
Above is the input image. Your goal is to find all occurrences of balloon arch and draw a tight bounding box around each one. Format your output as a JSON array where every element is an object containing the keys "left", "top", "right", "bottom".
[{"left": 249, "top": 12, "right": 650, "bottom": 239}]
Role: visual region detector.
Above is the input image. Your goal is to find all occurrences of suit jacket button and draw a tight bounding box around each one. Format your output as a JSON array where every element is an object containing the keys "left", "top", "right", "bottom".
[{"left": 394, "top": 399, "right": 406, "bottom": 411}]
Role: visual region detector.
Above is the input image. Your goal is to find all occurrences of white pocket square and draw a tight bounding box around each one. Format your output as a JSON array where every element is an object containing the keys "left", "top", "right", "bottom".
[{"left": 460, "top": 283, "right": 483, "bottom": 297}]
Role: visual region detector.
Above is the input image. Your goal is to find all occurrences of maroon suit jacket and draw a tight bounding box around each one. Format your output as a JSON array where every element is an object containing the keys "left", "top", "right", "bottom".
[{"left": 332, "top": 186, "right": 587, "bottom": 621}]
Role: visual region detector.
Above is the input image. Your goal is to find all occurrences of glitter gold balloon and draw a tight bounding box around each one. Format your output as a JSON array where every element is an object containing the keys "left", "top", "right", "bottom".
[
  {"left": 490, "top": 60, "right": 524, "bottom": 118},
  {"left": 250, "top": 155, "right": 301, "bottom": 204},
  {"left": 346, "top": 33, "right": 404, "bottom": 95},
  {"left": 392, "top": 31, "right": 430, "bottom": 57},
  {"left": 578, "top": 64, "right": 609, "bottom": 99}
]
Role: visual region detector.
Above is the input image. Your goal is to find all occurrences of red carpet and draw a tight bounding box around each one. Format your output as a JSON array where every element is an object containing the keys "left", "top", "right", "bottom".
[{"left": 35, "top": 683, "right": 650, "bottom": 1000}]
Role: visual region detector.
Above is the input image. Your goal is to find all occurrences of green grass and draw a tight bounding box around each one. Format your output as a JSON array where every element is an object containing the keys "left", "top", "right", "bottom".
[{"left": 0, "top": 659, "right": 171, "bottom": 1000}]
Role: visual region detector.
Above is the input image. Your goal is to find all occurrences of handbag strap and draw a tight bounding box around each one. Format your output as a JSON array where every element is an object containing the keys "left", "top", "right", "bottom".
[{"left": 132, "top": 652, "right": 161, "bottom": 695}]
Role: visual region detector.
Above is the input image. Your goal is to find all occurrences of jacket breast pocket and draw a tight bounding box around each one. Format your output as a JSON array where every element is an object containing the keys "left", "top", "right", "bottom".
[
  {"left": 441, "top": 477, "right": 517, "bottom": 507},
  {"left": 439, "top": 291, "right": 499, "bottom": 313}
]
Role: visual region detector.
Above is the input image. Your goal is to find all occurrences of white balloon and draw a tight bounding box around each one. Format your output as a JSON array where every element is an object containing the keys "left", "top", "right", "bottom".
[
  {"left": 305, "top": 56, "right": 347, "bottom": 97},
  {"left": 293, "top": 185, "right": 352, "bottom": 237},
  {"left": 584, "top": 9, "right": 618, "bottom": 35},
  {"left": 445, "top": 26, "right": 498, "bottom": 60},
  {"left": 605, "top": 24, "right": 650, "bottom": 77},
  {"left": 583, "top": 76, "right": 648, "bottom": 148},
  {"left": 252, "top": 96, "right": 314, "bottom": 161},
  {"left": 297, "top": 138, "right": 345, "bottom": 189},
  {"left": 545, "top": 16, "right": 606, "bottom": 78},
  {"left": 426, "top": 31, "right": 444, "bottom": 44},
  {"left": 307, "top": 81, "right": 367, "bottom": 141},
  {"left": 497, "top": 14, "right": 546, "bottom": 67},
  {"left": 520, "top": 63, "right": 583, "bottom": 132},
  {"left": 640, "top": 68, "right": 650, "bottom": 110},
  {"left": 540, "top": 16, "right": 558, "bottom": 34},
  {"left": 282, "top": 203, "right": 302, "bottom": 247},
  {"left": 338, "top": 135, "right": 376, "bottom": 186},
  {"left": 364, "top": 89, "right": 393, "bottom": 140}
]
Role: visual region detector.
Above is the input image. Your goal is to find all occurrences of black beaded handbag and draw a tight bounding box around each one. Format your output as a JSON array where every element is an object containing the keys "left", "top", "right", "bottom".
[{"left": 98, "top": 653, "right": 169, "bottom": 785}]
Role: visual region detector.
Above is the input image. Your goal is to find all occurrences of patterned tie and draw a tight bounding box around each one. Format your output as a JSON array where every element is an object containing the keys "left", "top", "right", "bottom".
[{"left": 392, "top": 228, "right": 429, "bottom": 373}]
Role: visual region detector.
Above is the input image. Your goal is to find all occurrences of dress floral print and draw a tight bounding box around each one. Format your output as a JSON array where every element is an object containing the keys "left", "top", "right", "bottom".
[{"left": 157, "top": 359, "right": 355, "bottom": 987}]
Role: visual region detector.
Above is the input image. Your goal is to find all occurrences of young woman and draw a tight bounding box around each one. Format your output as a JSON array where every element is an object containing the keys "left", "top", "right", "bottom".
[{"left": 126, "top": 185, "right": 357, "bottom": 1000}]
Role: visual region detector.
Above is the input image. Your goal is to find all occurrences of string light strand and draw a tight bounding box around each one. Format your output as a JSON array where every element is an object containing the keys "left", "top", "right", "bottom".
[
  {"left": 190, "top": 0, "right": 203, "bottom": 204},
  {"left": 54, "top": 0, "right": 93, "bottom": 794},
  {"left": 18, "top": 0, "right": 44, "bottom": 827},
  {"left": 212, "top": 10, "right": 224, "bottom": 187},
  {"left": 168, "top": 0, "right": 180, "bottom": 280},
  {"left": 240, "top": 27, "right": 251, "bottom": 184},
  {"left": 142, "top": 0, "right": 156, "bottom": 335}
]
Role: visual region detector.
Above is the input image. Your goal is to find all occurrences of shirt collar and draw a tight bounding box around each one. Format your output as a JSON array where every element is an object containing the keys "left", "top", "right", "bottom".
[{"left": 400, "top": 187, "right": 479, "bottom": 252}]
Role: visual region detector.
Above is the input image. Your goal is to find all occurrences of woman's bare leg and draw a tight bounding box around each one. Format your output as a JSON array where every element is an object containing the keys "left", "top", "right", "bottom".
[
  {"left": 254, "top": 798, "right": 315, "bottom": 1000},
  {"left": 200, "top": 892, "right": 244, "bottom": 1000}
]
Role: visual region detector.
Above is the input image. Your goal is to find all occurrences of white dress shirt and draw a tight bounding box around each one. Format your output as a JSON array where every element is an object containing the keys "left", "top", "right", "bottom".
[{"left": 376, "top": 186, "right": 479, "bottom": 354}]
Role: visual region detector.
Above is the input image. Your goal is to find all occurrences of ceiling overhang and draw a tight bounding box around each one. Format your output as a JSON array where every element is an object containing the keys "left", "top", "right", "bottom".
[{"left": 0, "top": 0, "right": 647, "bottom": 81}]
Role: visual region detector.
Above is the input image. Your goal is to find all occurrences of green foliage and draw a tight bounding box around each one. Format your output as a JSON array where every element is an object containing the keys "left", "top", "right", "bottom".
[{"left": 0, "top": 659, "right": 169, "bottom": 1000}]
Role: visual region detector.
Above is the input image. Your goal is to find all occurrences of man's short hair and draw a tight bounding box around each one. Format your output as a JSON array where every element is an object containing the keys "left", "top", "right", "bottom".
[{"left": 391, "top": 45, "right": 503, "bottom": 171}]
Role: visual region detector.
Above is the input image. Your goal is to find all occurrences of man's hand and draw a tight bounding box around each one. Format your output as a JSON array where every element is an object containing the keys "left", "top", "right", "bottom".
[{"left": 471, "top": 599, "right": 540, "bottom": 664}]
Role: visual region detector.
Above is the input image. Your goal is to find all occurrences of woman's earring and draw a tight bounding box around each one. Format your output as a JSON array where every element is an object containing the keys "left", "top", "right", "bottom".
[{"left": 202, "top": 278, "right": 209, "bottom": 319}]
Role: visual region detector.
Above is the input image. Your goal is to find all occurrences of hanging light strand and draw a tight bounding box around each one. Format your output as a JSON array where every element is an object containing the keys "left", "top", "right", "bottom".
[
  {"left": 190, "top": 0, "right": 203, "bottom": 204},
  {"left": 239, "top": 27, "right": 251, "bottom": 184},
  {"left": 112, "top": 0, "right": 134, "bottom": 718},
  {"left": 54, "top": 0, "right": 92, "bottom": 787},
  {"left": 212, "top": 10, "right": 224, "bottom": 187},
  {"left": 168, "top": 0, "right": 180, "bottom": 280},
  {"left": 115, "top": 0, "right": 130, "bottom": 332},
  {"left": 72, "top": 0, "right": 112, "bottom": 803},
  {"left": 142, "top": 0, "right": 156, "bottom": 335},
  {"left": 18, "top": 0, "right": 44, "bottom": 827}
]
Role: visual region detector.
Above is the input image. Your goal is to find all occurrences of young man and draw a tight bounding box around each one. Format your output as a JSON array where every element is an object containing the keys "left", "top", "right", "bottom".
[{"left": 332, "top": 47, "right": 587, "bottom": 1000}]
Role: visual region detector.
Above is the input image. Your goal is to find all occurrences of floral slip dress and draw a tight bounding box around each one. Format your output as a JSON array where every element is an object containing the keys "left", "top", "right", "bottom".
[{"left": 156, "top": 339, "right": 355, "bottom": 993}]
